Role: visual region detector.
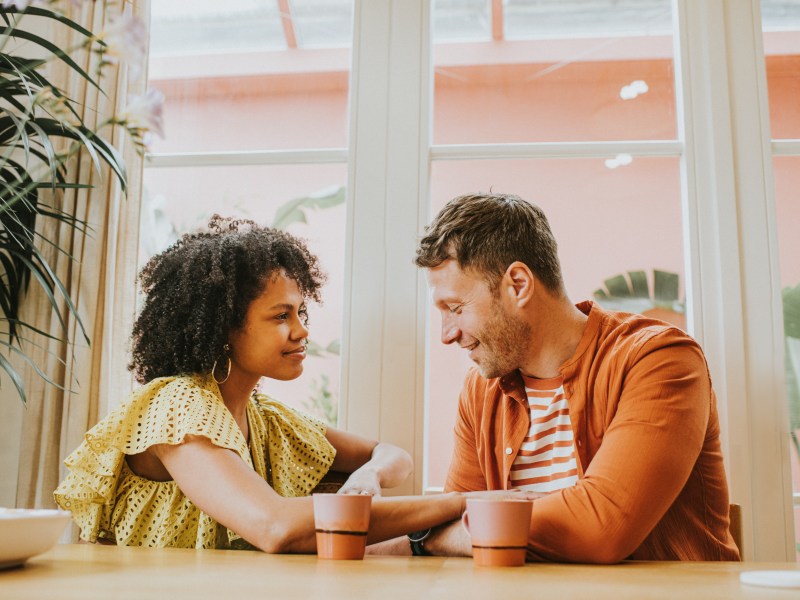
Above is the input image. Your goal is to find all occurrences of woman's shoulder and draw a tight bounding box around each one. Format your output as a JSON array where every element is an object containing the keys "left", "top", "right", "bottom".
[
  {"left": 95, "top": 373, "right": 235, "bottom": 455},
  {"left": 119, "top": 373, "right": 220, "bottom": 416},
  {"left": 251, "top": 392, "right": 326, "bottom": 431},
  {"left": 143, "top": 373, "right": 218, "bottom": 401}
]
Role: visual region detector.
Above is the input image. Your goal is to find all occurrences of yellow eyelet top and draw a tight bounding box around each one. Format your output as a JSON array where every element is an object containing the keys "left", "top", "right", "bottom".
[{"left": 53, "top": 373, "right": 335, "bottom": 549}]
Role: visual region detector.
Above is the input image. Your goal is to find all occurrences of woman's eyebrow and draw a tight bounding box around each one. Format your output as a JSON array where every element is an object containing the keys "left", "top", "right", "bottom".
[{"left": 268, "top": 303, "right": 295, "bottom": 311}]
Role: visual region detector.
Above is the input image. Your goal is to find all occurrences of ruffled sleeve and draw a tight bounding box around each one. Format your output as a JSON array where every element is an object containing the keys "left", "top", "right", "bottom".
[
  {"left": 53, "top": 375, "right": 249, "bottom": 543},
  {"left": 250, "top": 394, "right": 336, "bottom": 498}
]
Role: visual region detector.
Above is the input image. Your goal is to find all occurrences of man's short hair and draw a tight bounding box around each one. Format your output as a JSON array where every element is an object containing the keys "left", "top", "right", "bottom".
[{"left": 415, "top": 193, "right": 564, "bottom": 294}]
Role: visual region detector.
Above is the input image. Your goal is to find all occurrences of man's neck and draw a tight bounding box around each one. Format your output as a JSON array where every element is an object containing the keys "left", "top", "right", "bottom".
[{"left": 519, "top": 297, "right": 588, "bottom": 379}]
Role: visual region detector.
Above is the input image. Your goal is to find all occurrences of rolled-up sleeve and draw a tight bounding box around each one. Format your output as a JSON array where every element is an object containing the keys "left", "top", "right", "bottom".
[{"left": 526, "top": 334, "right": 711, "bottom": 563}]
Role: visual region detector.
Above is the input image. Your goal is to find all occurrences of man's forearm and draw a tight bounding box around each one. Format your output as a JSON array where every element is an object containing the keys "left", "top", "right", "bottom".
[
  {"left": 366, "top": 520, "right": 472, "bottom": 557},
  {"left": 424, "top": 520, "right": 472, "bottom": 557}
]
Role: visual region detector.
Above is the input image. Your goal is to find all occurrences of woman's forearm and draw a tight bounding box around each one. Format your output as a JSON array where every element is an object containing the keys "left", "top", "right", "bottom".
[{"left": 268, "top": 492, "right": 464, "bottom": 554}]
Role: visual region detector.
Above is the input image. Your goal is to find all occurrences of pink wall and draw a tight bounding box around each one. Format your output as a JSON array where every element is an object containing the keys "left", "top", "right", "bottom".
[{"left": 149, "top": 52, "right": 800, "bottom": 496}]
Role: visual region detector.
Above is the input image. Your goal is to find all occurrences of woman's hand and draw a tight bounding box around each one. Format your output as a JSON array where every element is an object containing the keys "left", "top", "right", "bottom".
[
  {"left": 338, "top": 465, "right": 382, "bottom": 496},
  {"left": 325, "top": 428, "right": 413, "bottom": 493}
]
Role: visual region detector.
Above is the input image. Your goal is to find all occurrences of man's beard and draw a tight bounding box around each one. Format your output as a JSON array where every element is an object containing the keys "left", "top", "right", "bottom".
[{"left": 471, "top": 300, "right": 531, "bottom": 379}]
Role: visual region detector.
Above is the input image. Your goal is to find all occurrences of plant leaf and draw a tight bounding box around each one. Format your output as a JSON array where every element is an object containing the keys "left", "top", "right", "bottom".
[{"left": 271, "top": 185, "right": 345, "bottom": 230}]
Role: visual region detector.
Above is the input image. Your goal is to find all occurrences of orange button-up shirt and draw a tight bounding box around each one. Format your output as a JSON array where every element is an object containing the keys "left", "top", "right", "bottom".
[{"left": 445, "top": 301, "right": 740, "bottom": 563}]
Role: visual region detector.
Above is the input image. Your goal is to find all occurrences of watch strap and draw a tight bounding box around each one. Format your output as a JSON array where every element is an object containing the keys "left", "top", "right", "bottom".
[{"left": 408, "top": 528, "right": 432, "bottom": 556}]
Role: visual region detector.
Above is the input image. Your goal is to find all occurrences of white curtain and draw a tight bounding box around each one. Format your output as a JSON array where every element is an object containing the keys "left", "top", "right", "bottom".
[{"left": 6, "top": 0, "right": 150, "bottom": 511}]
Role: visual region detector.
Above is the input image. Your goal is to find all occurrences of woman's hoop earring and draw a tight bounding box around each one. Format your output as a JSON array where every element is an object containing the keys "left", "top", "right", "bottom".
[{"left": 212, "top": 344, "right": 232, "bottom": 384}]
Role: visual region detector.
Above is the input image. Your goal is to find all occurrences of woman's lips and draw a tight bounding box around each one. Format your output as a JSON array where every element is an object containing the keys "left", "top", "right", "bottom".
[{"left": 283, "top": 347, "right": 306, "bottom": 360}]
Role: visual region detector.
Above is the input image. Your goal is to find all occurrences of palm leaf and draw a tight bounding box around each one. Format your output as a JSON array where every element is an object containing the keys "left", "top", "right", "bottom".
[
  {"left": 3, "top": 6, "right": 98, "bottom": 40},
  {"left": 4, "top": 29, "right": 101, "bottom": 90},
  {"left": 594, "top": 269, "right": 685, "bottom": 315},
  {"left": 0, "top": 5, "right": 138, "bottom": 403},
  {"left": 271, "top": 185, "right": 345, "bottom": 230},
  {"left": 0, "top": 350, "right": 27, "bottom": 404}
]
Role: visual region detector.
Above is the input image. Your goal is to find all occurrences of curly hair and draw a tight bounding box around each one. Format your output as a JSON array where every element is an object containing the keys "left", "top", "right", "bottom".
[
  {"left": 415, "top": 193, "right": 564, "bottom": 295},
  {"left": 129, "top": 215, "right": 326, "bottom": 384}
]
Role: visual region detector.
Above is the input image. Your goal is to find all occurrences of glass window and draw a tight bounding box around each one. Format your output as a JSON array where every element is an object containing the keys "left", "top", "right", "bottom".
[
  {"left": 504, "top": 0, "right": 672, "bottom": 39},
  {"left": 774, "top": 156, "right": 800, "bottom": 560},
  {"left": 763, "top": 1, "right": 800, "bottom": 139},
  {"left": 763, "top": 0, "right": 800, "bottom": 559},
  {"left": 143, "top": 1, "right": 354, "bottom": 425},
  {"left": 433, "top": 0, "right": 491, "bottom": 43},
  {"left": 432, "top": 0, "right": 676, "bottom": 144},
  {"left": 148, "top": 1, "right": 352, "bottom": 154},
  {"left": 425, "top": 0, "right": 680, "bottom": 490},
  {"left": 291, "top": 0, "right": 355, "bottom": 48},
  {"left": 141, "top": 164, "right": 347, "bottom": 424},
  {"left": 149, "top": 0, "right": 286, "bottom": 56},
  {"left": 425, "top": 157, "right": 684, "bottom": 488}
]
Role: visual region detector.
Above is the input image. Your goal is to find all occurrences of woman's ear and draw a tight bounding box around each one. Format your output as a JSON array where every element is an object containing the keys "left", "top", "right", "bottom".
[{"left": 502, "top": 261, "right": 534, "bottom": 308}]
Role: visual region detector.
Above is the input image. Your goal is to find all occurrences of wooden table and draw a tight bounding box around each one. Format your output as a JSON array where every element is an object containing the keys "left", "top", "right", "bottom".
[{"left": 0, "top": 544, "right": 798, "bottom": 600}]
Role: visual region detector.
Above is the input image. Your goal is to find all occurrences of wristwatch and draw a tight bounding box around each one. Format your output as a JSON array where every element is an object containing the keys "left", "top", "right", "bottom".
[{"left": 408, "top": 528, "right": 433, "bottom": 556}]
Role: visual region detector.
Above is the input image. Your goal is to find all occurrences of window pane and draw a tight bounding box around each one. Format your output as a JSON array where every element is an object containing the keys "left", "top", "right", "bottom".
[
  {"left": 764, "top": 0, "right": 800, "bottom": 558},
  {"left": 424, "top": 157, "right": 684, "bottom": 489},
  {"left": 150, "top": 0, "right": 285, "bottom": 56},
  {"left": 763, "top": 1, "right": 800, "bottom": 139},
  {"left": 291, "top": 0, "right": 354, "bottom": 48},
  {"left": 773, "top": 156, "right": 800, "bottom": 560},
  {"left": 432, "top": 0, "right": 676, "bottom": 143},
  {"left": 504, "top": 0, "right": 672, "bottom": 39},
  {"left": 148, "top": 0, "right": 352, "bottom": 153},
  {"left": 433, "top": 0, "right": 491, "bottom": 43},
  {"left": 141, "top": 164, "right": 347, "bottom": 426}
]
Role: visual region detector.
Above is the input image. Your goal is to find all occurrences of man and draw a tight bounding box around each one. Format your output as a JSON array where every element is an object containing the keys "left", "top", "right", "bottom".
[{"left": 403, "top": 192, "right": 739, "bottom": 563}]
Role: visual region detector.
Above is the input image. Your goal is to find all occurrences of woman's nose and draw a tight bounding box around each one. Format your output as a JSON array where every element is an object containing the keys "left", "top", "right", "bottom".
[{"left": 295, "top": 319, "right": 310, "bottom": 340}]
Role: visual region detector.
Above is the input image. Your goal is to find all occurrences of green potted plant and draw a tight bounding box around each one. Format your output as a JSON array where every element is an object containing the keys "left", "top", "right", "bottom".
[{"left": 1, "top": 0, "right": 162, "bottom": 402}]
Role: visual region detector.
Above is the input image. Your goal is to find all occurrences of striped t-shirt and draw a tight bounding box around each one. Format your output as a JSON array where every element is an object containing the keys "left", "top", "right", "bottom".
[{"left": 509, "top": 374, "right": 579, "bottom": 493}]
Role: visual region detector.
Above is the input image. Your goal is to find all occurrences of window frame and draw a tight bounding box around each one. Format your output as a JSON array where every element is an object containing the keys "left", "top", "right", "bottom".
[
  {"left": 341, "top": 0, "right": 794, "bottom": 560},
  {"left": 144, "top": 0, "right": 796, "bottom": 560}
]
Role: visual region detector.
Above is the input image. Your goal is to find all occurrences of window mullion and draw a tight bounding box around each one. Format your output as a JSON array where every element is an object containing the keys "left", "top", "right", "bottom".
[
  {"left": 674, "top": 0, "right": 794, "bottom": 560},
  {"left": 342, "top": 0, "right": 430, "bottom": 495}
]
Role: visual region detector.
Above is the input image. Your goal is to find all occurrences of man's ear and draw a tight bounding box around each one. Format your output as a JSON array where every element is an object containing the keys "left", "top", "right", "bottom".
[{"left": 501, "top": 261, "right": 534, "bottom": 308}]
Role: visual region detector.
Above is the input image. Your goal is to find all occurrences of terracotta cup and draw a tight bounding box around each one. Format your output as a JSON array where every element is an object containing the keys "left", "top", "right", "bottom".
[
  {"left": 313, "top": 493, "right": 372, "bottom": 560},
  {"left": 462, "top": 498, "right": 533, "bottom": 567}
]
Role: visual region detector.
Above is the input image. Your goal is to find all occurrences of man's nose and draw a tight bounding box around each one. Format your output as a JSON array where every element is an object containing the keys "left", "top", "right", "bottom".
[{"left": 441, "top": 314, "right": 460, "bottom": 345}]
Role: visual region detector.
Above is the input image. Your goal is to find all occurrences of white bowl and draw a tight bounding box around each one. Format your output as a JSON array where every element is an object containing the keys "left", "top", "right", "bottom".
[{"left": 0, "top": 508, "right": 72, "bottom": 569}]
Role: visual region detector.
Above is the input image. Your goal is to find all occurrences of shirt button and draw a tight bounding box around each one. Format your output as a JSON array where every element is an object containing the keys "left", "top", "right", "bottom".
[{"left": 505, "top": 447, "right": 513, "bottom": 455}]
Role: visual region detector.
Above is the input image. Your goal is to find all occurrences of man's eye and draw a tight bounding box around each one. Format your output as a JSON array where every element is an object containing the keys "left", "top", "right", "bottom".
[{"left": 449, "top": 305, "right": 462, "bottom": 315}]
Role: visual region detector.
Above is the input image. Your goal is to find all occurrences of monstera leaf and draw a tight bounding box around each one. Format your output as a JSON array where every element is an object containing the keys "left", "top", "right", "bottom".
[{"left": 593, "top": 269, "right": 685, "bottom": 318}]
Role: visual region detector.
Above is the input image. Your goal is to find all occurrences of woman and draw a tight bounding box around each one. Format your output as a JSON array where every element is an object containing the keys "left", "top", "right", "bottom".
[{"left": 54, "top": 216, "right": 463, "bottom": 552}]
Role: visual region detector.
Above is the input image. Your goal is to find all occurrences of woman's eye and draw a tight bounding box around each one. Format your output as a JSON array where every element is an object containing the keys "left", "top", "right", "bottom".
[{"left": 276, "top": 313, "right": 289, "bottom": 321}]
